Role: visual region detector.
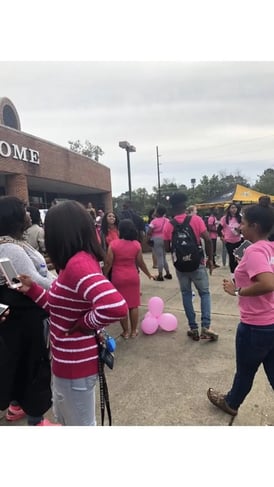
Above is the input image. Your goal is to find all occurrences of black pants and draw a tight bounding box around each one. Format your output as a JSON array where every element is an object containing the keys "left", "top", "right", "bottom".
[
  {"left": 0, "top": 286, "right": 52, "bottom": 416},
  {"left": 225, "top": 241, "right": 242, "bottom": 274},
  {"left": 211, "top": 238, "right": 217, "bottom": 264}
]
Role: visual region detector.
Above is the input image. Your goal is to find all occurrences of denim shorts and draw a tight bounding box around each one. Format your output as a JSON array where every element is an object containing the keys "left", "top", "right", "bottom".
[{"left": 52, "top": 374, "right": 98, "bottom": 426}]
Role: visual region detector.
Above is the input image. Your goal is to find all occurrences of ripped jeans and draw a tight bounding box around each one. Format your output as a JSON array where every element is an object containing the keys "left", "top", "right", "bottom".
[{"left": 52, "top": 374, "right": 98, "bottom": 426}]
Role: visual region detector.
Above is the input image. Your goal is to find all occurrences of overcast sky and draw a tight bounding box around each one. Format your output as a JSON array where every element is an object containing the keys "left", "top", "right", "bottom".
[
  {"left": 1, "top": 61, "right": 274, "bottom": 196},
  {"left": 1, "top": 2, "right": 274, "bottom": 199}
]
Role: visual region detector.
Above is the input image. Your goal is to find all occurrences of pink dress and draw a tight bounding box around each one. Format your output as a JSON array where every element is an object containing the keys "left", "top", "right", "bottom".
[{"left": 110, "top": 239, "right": 141, "bottom": 308}]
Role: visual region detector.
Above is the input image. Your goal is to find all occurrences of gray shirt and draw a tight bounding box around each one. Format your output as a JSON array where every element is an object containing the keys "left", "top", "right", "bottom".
[
  {"left": 24, "top": 224, "right": 46, "bottom": 253},
  {"left": 0, "top": 237, "right": 55, "bottom": 289}
]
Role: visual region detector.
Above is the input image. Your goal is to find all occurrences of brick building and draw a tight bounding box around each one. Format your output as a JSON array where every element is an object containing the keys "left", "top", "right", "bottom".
[{"left": 0, "top": 97, "right": 112, "bottom": 211}]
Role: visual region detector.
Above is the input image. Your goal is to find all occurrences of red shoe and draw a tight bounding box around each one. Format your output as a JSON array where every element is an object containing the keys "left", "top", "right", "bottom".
[
  {"left": 35, "top": 418, "right": 62, "bottom": 426},
  {"left": 6, "top": 404, "right": 26, "bottom": 421}
]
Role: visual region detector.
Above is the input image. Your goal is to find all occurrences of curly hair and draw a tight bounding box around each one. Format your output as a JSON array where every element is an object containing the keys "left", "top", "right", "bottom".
[
  {"left": 118, "top": 219, "right": 138, "bottom": 241},
  {"left": 100, "top": 211, "right": 119, "bottom": 236}
]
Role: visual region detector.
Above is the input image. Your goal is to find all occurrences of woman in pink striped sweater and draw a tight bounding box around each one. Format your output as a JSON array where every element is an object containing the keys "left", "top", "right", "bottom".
[{"left": 18, "top": 201, "right": 128, "bottom": 426}]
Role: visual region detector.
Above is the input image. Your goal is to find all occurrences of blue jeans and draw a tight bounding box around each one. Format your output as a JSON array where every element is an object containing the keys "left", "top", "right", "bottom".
[
  {"left": 226, "top": 322, "right": 274, "bottom": 410},
  {"left": 175, "top": 265, "right": 211, "bottom": 330}
]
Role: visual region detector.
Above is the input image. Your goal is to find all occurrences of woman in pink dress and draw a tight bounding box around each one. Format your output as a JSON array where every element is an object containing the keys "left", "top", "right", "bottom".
[{"left": 104, "top": 219, "right": 155, "bottom": 338}]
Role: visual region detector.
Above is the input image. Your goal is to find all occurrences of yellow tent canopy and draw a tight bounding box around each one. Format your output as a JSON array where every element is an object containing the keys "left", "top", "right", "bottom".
[{"left": 196, "top": 184, "right": 274, "bottom": 210}]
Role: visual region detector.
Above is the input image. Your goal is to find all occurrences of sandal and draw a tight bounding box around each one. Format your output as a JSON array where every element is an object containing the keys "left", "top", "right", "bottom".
[
  {"left": 207, "top": 388, "right": 238, "bottom": 416},
  {"left": 200, "top": 327, "right": 218, "bottom": 341},
  {"left": 130, "top": 330, "right": 139, "bottom": 338},
  {"left": 120, "top": 332, "right": 129, "bottom": 339}
]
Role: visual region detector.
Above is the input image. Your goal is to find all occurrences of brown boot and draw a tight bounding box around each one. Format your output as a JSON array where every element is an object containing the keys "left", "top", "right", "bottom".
[{"left": 207, "top": 388, "right": 238, "bottom": 416}]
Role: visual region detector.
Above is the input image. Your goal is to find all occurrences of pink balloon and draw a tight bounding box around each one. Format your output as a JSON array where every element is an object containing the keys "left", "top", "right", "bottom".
[
  {"left": 144, "top": 311, "right": 153, "bottom": 319},
  {"left": 148, "top": 297, "right": 164, "bottom": 318},
  {"left": 158, "top": 313, "right": 178, "bottom": 332},
  {"left": 141, "top": 316, "right": 159, "bottom": 335}
]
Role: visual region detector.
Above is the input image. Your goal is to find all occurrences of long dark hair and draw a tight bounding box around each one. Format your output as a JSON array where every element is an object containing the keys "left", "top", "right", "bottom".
[
  {"left": 155, "top": 205, "right": 166, "bottom": 217},
  {"left": 225, "top": 203, "right": 241, "bottom": 224},
  {"left": 27, "top": 206, "right": 42, "bottom": 225},
  {"left": 100, "top": 211, "right": 119, "bottom": 236},
  {"left": 44, "top": 200, "right": 104, "bottom": 270},
  {"left": 0, "top": 196, "right": 27, "bottom": 239}
]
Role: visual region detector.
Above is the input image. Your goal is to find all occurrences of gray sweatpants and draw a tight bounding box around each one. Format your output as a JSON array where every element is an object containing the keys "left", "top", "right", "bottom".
[{"left": 153, "top": 237, "right": 170, "bottom": 274}]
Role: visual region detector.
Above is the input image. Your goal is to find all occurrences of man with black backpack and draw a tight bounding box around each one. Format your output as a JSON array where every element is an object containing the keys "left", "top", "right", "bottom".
[{"left": 163, "top": 192, "right": 219, "bottom": 342}]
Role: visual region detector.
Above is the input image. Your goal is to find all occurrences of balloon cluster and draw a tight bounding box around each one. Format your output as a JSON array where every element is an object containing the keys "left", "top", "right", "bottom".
[{"left": 141, "top": 296, "right": 178, "bottom": 335}]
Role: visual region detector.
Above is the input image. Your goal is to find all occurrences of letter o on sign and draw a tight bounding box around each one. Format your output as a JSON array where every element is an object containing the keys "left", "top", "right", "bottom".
[{"left": 0, "top": 141, "right": 12, "bottom": 157}]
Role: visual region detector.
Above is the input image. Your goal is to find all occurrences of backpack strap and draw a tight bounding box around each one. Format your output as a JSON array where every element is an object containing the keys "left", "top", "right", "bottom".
[{"left": 170, "top": 215, "right": 192, "bottom": 229}]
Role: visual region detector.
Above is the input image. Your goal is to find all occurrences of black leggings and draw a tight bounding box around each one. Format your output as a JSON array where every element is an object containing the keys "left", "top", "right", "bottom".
[{"left": 225, "top": 241, "right": 242, "bottom": 274}]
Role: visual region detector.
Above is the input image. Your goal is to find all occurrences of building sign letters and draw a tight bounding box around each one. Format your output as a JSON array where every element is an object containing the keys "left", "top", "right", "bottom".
[{"left": 0, "top": 140, "right": 40, "bottom": 165}]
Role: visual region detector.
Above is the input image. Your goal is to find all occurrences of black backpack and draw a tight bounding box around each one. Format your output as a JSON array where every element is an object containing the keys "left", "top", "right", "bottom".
[{"left": 170, "top": 216, "right": 203, "bottom": 272}]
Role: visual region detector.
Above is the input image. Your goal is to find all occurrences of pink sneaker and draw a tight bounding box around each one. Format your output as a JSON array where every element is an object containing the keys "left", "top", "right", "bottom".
[
  {"left": 35, "top": 418, "right": 62, "bottom": 426},
  {"left": 6, "top": 404, "right": 26, "bottom": 421}
]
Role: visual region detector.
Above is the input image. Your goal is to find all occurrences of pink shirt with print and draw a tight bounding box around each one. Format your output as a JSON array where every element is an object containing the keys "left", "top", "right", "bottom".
[
  {"left": 149, "top": 216, "right": 169, "bottom": 238},
  {"left": 235, "top": 240, "right": 274, "bottom": 325},
  {"left": 220, "top": 215, "right": 241, "bottom": 244}
]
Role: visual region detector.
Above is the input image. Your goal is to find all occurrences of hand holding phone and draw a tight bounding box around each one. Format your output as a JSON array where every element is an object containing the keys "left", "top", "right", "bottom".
[
  {"left": 0, "top": 258, "right": 22, "bottom": 289},
  {"left": 233, "top": 240, "right": 252, "bottom": 261},
  {"left": 0, "top": 303, "right": 9, "bottom": 320}
]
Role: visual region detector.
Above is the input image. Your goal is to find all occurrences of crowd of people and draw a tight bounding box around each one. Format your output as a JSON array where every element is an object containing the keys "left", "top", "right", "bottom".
[{"left": 0, "top": 192, "right": 273, "bottom": 426}]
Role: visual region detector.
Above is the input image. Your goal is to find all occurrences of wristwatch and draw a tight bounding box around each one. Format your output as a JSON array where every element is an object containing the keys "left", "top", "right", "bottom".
[{"left": 234, "top": 288, "right": 241, "bottom": 296}]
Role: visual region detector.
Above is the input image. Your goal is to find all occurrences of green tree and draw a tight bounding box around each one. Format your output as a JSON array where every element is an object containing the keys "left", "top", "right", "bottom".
[
  {"left": 193, "top": 172, "right": 249, "bottom": 204},
  {"left": 253, "top": 168, "right": 274, "bottom": 195},
  {"left": 152, "top": 178, "right": 181, "bottom": 205},
  {"left": 68, "top": 139, "right": 104, "bottom": 161},
  {"left": 112, "top": 169, "right": 270, "bottom": 215}
]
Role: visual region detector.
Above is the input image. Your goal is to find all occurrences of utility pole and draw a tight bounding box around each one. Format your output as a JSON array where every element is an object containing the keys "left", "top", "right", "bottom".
[{"left": 156, "top": 145, "right": 161, "bottom": 203}]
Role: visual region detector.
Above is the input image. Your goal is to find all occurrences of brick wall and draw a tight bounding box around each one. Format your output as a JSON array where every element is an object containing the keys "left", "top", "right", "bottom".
[{"left": 0, "top": 125, "right": 112, "bottom": 208}]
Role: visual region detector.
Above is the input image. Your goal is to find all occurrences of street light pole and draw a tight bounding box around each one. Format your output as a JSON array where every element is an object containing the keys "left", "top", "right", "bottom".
[
  {"left": 126, "top": 147, "right": 132, "bottom": 201},
  {"left": 156, "top": 145, "right": 161, "bottom": 203},
  {"left": 119, "top": 141, "right": 136, "bottom": 201}
]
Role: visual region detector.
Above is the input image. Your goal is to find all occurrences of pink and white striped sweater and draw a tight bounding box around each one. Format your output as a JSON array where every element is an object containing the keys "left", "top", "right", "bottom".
[{"left": 26, "top": 251, "right": 128, "bottom": 379}]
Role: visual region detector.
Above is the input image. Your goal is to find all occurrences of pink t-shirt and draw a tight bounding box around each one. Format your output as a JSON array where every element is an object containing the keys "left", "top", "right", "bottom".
[
  {"left": 220, "top": 215, "right": 241, "bottom": 244},
  {"left": 163, "top": 213, "right": 207, "bottom": 243},
  {"left": 235, "top": 240, "right": 274, "bottom": 325},
  {"left": 149, "top": 216, "right": 168, "bottom": 238}
]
